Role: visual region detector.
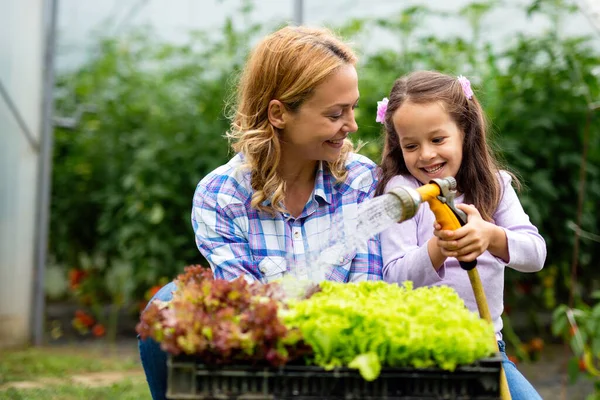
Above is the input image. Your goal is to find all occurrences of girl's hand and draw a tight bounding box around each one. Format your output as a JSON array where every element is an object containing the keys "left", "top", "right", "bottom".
[{"left": 433, "top": 204, "right": 508, "bottom": 262}]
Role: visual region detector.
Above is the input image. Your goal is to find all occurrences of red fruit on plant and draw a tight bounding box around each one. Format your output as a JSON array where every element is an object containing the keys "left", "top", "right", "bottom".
[
  {"left": 74, "top": 310, "right": 95, "bottom": 327},
  {"left": 69, "top": 269, "right": 87, "bottom": 290},
  {"left": 528, "top": 337, "right": 544, "bottom": 352},
  {"left": 71, "top": 317, "right": 88, "bottom": 334},
  {"left": 579, "top": 358, "right": 587, "bottom": 372},
  {"left": 92, "top": 324, "right": 106, "bottom": 337}
]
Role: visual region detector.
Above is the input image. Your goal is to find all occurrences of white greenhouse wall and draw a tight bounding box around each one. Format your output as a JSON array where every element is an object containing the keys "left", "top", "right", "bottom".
[
  {"left": 54, "top": 0, "right": 596, "bottom": 72},
  {"left": 0, "top": 0, "right": 44, "bottom": 348}
]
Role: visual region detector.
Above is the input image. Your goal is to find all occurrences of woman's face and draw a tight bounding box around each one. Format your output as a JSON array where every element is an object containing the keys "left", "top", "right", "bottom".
[{"left": 279, "top": 65, "right": 359, "bottom": 164}]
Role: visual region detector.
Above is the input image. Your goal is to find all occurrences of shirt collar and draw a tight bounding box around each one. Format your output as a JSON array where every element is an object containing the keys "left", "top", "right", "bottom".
[
  {"left": 260, "top": 161, "right": 332, "bottom": 207},
  {"left": 313, "top": 161, "right": 331, "bottom": 205}
]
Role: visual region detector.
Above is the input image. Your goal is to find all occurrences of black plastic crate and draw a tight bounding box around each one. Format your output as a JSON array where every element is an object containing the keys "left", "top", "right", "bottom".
[{"left": 167, "top": 354, "right": 502, "bottom": 399}]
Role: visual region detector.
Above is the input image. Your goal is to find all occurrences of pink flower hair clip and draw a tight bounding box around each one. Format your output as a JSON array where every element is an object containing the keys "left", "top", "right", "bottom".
[
  {"left": 376, "top": 97, "right": 389, "bottom": 124},
  {"left": 457, "top": 75, "right": 474, "bottom": 99}
]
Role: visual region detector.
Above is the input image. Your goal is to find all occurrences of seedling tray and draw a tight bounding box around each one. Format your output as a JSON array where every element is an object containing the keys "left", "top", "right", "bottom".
[{"left": 167, "top": 354, "right": 502, "bottom": 399}]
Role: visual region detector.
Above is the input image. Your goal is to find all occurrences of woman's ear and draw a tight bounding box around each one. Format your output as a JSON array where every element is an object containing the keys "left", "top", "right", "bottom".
[{"left": 268, "top": 100, "right": 286, "bottom": 129}]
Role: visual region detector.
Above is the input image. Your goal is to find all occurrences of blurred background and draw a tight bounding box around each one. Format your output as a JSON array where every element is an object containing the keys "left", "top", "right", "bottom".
[{"left": 1, "top": 0, "right": 599, "bottom": 398}]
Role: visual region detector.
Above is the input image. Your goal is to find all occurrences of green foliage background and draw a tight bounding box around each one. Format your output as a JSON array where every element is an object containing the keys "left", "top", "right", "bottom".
[{"left": 50, "top": 1, "right": 599, "bottom": 324}]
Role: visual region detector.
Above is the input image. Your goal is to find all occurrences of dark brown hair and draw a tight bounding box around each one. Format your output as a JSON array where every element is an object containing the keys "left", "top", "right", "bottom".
[{"left": 375, "top": 70, "right": 516, "bottom": 222}]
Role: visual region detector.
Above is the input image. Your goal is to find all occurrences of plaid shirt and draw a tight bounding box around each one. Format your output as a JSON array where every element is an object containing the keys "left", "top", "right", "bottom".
[{"left": 191, "top": 153, "right": 382, "bottom": 283}]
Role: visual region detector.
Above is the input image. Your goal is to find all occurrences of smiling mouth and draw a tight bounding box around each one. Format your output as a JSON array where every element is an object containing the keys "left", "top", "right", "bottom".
[
  {"left": 421, "top": 163, "right": 445, "bottom": 174},
  {"left": 326, "top": 139, "right": 344, "bottom": 145}
]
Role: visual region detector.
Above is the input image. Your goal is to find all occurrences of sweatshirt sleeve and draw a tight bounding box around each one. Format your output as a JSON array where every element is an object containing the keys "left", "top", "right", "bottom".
[
  {"left": 494, "top": 171, "right": 547, "bottom": 272},
  {"left": 380, "top": 176, "right": 445, "bottom": 287}
]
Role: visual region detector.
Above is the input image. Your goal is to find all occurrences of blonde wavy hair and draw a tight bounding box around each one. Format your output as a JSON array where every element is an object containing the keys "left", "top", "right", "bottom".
[{"left": 226, "top": 26, "right": 358, "bottom": 215}]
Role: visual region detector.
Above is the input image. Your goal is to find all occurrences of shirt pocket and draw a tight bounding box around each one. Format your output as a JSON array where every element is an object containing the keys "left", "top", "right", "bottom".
[
  {"left": 258, "top": 256, "right": 287, "bottom": 283},
  {"left": 317, "top": 244, "right": 357, "bottom": 281}
]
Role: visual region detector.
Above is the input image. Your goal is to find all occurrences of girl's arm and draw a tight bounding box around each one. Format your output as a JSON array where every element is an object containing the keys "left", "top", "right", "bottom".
[
  {"left": 381, "top": 208, "right": 446, "bottom": 287},
  {"left": 491, "top": 172, "right": 547, "bottom": 272},
  {"left": 435, "top": 172, "right": 546, "bottom": 272}
]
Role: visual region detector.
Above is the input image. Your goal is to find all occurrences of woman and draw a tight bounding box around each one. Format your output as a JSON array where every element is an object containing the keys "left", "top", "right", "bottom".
[{"left": 139, "top": 25, "right": 382, "bottom": 400}]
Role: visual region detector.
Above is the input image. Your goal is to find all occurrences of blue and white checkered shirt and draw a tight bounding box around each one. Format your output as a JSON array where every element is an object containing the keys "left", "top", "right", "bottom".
[{"left": 191, "top": 152, "right": 383, "bottom": 283}]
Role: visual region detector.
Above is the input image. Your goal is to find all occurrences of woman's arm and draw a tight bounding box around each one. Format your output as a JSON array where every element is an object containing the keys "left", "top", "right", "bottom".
[{"left": 192, "top": 186, "right": 260, "bottom": 282}]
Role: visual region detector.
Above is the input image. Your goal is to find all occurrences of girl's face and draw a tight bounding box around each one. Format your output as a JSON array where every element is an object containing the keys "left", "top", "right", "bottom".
[
  {"left": 279, "top": 65, "right": 359, "bottom": 164},
  {"left": 392, "top": 101, "right": 464, "bottom": 184}
]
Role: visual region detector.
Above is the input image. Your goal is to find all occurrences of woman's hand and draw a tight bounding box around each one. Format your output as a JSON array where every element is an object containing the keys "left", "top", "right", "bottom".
[{"left": 433, "top": 204, "right": 509, "bottom": 262}]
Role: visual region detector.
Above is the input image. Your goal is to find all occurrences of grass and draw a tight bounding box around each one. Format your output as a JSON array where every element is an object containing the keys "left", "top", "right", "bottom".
[
  {"left": 0, "top": 345, "right": 151, "bottom": 399},
  {"left": 1, "top": 379, "right": 150, "bottom": 400},
  {"left": 0, "top": 346, "right": 139, "bottom": 384}
]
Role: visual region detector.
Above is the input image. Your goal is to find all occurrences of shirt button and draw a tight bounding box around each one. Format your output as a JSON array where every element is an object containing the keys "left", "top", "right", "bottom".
[
  {"left": 259, "top": 266, "right": 267, "bottom": 273},
  {"left": 294, "top": 231, "right": 300, "bottom": 239},
  {"left": 339, "top": 257, "right": 345, "bottom": 263}
]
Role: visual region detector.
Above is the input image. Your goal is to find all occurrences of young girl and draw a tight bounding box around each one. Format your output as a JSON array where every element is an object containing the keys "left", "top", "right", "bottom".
[{"left": 376, "top": 70, "right": 546, "bottom": 400}]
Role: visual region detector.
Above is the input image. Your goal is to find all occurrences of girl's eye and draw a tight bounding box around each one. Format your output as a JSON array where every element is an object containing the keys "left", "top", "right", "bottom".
[
  {"left": 329, "top": 114, "right": 342, "bottom": 120},
  {"left": 432, "top": 137, "right": 445, "bottom": 144},
  {"left": 403, "top": 144, "right": 417, "bottom": 151}
]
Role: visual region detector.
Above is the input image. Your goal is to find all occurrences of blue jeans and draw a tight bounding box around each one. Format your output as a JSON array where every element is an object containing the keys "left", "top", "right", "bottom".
[
  {"left": 138, "top": 281, "right": 177, "bottom": 400},
  {"left": 498, "top": 340, "right": 543, "bottom": 400},
  {"left": 139, "top": 283, "right": 542, "bottom": 400}
]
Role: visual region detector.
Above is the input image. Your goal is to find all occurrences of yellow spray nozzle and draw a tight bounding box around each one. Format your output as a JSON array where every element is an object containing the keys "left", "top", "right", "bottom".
[
  {"left": 416, "top": 182, "right": 463, "bottom": 232},
  {"left": 387, "top": 177, "right": 464, "bottom": 231}
]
